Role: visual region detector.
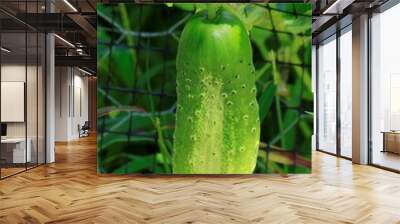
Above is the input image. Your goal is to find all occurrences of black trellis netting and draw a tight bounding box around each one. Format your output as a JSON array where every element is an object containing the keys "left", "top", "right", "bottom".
[{"left": 97, "top": 3, "right": 313, "bottom": 174}]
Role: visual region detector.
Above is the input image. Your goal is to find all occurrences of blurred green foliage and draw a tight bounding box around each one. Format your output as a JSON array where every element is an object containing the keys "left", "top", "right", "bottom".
[{"left": 97, "top": 3, "right": 313, "bottom": 174}]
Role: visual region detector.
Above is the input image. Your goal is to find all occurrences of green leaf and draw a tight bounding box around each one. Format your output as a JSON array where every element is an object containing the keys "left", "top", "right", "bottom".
[
  {"left": 282, "top": 110, "right": 298, "bottom": 150},
  {"left": 110, "top": 47, "right": 136, "bottom": 87},
  {"left": 258, "top": 83, "right": 276, "bottom": 123},
  {"left": 136, "top": 61, "right": 176, "bottom": 89},
  {"left": 250, "top": 27, "right": 272, "bottom": 60},
  {"left": 114, "top": 154, "right": 156, "bottom": 173},
  {"left": 173, "top": 3, "right": 196, "bottom": 12},
  {"left": 255, "top": 62, "right": 271, "bottom": 81},
  {"left": 241, "top": 4, "right": 270, "bottom": 31}
]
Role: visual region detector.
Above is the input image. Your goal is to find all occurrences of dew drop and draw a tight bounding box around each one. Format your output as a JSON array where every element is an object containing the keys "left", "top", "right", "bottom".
[
  {"left": 227, "top": 101, "right": 233, "bottom": 106},
  {"left": 190, "top": 135, "right": 197, "bottom": 141},
  {"left": 200, "top": 93, "right": 206, "bottom": 98},
  {"left": 187, "top": 116, "right": 193, "bottom": 123},
  {"left": 199, "top": 67, "right": 205, "bottom": 72},
  {"left": 231, "top": 90, "right": 237, "bottom": 95},
  {"left": 243, "top": 115, "right": 249, "bottom": 120},
  {"left": 251, "top": 127, "right": 256, "bottom": 133},
  {"left": 222, "top": 93, "right": 228, "bottom": 98},
  {"left": 251, "top": 87, "right": 257, "bottom": 93},
  {"left": 249, "top": 102, "right": 255, "bottom": 107},
  {"left": 194, "top": 110, "right": 201, "bottom": 117},
  {"left": 239, "top": 146, "right": 245, "bottom": 152},
  {"left": 235, "top": 74, "right": 240, "bottom": 79},
  {"left": 185, "top": 78, "right": 192, "bottom": 83},
  {"left": 241, "top": 84, "right": 246, "bottom": 89},
  {"left": 178, "top": 104, "right": 183, "bottom": 111},
  {"left": 221, "top": 65, "right": 226, "bottom": 71}
]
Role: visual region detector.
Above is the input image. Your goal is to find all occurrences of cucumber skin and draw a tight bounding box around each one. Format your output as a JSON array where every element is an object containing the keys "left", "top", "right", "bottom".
[{"left": 173, "top": 9, "right": 260, "bottom": 174}]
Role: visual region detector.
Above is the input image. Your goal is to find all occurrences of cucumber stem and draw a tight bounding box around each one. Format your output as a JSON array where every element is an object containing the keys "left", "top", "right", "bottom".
[{"left": 207, "top": 4, "right": 220, "bottom": 20}]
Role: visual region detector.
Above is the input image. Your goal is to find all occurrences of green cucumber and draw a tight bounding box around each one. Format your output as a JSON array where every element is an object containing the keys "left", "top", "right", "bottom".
[{"left": 173, "top": 8, "right": 260, "bottom": 174}]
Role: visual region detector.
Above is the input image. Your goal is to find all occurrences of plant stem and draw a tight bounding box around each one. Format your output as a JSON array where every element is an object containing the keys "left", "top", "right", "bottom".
[
  {"left": 118, "top": 4, "right": 136, "bottom": 84},
  {"left": 144, "top": 64, "right": 171, "bottom": 173},
  {"left": 154, "top": 117, "right": 172, "bottom": 173},
  {"left": 270, "top": 51, "right": 286, "bottom": 148},
  {"left": 118, "top": 4, "right": 134, "bottom": 47}
]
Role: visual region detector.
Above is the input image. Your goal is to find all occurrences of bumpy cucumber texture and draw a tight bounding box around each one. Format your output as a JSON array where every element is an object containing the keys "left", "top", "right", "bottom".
[{"left": 173, "top": 8, "right": 260, "bottom": 174}]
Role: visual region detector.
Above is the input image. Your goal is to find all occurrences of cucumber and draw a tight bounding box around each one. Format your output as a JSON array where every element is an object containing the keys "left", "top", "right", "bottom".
[{"left": 173, "top": 8, "right": 260, "bottom": 174}]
